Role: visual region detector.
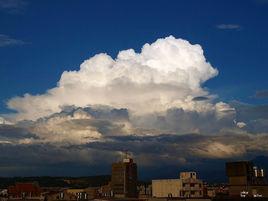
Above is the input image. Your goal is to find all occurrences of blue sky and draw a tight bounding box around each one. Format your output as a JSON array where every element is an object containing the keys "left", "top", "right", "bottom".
[
  {"left": 1, "top": 0, "right": 268, "bottom": 113},
  {"left": 0, "top": 0, "right": 268, "bottom": 178}
]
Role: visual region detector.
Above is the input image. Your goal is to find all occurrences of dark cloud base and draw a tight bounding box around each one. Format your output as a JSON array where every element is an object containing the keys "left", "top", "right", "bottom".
[
  {"left": 0, "top": 133, "right": 267, "bottom": 182},
  {"left": 0, "top": 102, "right": 268, "bottom": 182}
]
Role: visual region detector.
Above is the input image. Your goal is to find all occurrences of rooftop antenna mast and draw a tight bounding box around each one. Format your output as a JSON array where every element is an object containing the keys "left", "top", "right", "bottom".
[{"left": 124, "top": 150, "right": 129, "bottom": 159}]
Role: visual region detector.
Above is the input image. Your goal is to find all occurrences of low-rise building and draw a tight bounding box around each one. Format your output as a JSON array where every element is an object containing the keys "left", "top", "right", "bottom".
[
  {"left": 152, "top": 179, "right": 181, "bottom": 198},
  {"left": 44, "top": 187, "right": 99, "bottom": 201},
  {"left": 152, "top": 171, "right": 203, "bottom": 198},
  {"left": 98, "top": 183, "right": 112, "bottom": 198},
  {"left": 180, "top": 172, "right": 203, "bottom": 198},
  {"left": 8, "top": 182, "right": 43, "bottom": 200},
  {"left": 138, "top": 183, "right": 152, "bottom": 198}
]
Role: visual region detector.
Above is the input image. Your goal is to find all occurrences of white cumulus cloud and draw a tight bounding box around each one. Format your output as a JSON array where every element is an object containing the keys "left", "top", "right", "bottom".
[{"left": 7, "top": 36, "right": 221, "bottom": 121}]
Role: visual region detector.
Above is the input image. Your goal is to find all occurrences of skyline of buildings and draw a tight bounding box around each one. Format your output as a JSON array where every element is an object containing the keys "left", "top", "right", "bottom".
[{"left": 1, "top": 156, "right": 268, "bottom": 201}]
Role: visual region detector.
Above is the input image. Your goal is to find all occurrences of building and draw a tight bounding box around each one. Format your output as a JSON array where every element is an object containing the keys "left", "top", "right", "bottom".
[
  {"left": 152, "top": 171, "right": 203, "bottom": 198},
  {"left": 98, "top": 182, "right": 112, "bottom": 198},
  {"left": 226, "top": 161, "right": 268, "bottom": 197},
  {"left": 8, "top": 182, "right": 43, "bottom": 200},
  {"left": 203, "top": 184, "right": 229, "bottom": 198},
  {"left": 65, "top": 189, "right": 88, "bottom": 200},
  {"left": 226, "top": 161, "right": 254, "bottom": 188},
  {"left": 152, "top": 179, "right": 181, "bottom": 198},
  {"left": 138, "top": 183, "right": 152, "bottom": 198},
  {"left": 44, "top": 187, "right": 99, "bottom": 201},
  {"left": 180, "top": 171, "right": 203, "bottom": 198},
  {"left": 45, "top": 190, "right": 75, "bottom": 201},
  {"left": 111, "top": 155, "right": 138, "bottom": 198}
]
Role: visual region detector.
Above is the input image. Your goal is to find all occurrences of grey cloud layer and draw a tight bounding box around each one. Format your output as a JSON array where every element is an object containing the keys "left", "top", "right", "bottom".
[
  {"left": 0, "top": 122, "right": 268, "bottom": 176},
  {"left": 0, "top": 103, "right": 267, "bottom": 177}
]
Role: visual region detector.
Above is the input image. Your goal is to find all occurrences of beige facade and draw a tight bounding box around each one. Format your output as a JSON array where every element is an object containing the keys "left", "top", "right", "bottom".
[
  {"left": 181, "top": 178, "right": 203, "bottom": 198},
  {"left": 180, "top": 171, "right": 203, "bottom": 198},
  {"left": 152, "top": 172, "right": 203, "bottom": 198},
  {"left": 152, "top": 179, "right": 181, "bottom": 198},
  {"left": 66, "top": 189, "right": 84, "bottom": 195}
]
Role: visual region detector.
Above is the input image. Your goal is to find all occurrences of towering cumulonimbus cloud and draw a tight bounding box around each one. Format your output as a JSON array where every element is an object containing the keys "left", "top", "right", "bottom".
[
  {"left": 8, "top": 36, "right": 220, "bottom": 121},
  {"left": 2, "top": 36, "right": 268, "bottom": 177}
]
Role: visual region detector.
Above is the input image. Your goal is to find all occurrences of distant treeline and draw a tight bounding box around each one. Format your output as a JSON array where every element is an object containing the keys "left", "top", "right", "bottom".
[{"left": 0, "top": 175, "right": 111, "bottom": 188}]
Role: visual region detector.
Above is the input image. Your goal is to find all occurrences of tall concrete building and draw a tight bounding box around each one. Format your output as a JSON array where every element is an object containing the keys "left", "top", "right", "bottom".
[
  {"left": 226, "top": 161, "right": 268, "bottom": 197},
  {"left": 226, "top": 161, "right": 254, "bottom": 187},
  {"left": 111, "top": 155, "right": 138, "bottom": 198}
]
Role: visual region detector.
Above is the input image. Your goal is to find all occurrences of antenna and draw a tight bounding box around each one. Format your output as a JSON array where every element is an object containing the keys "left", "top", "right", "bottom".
[
  {"left": 124, "top": 150, "right": 129, "bottom": 159},
  {"left": 122, "top": 150, "right": 132, "bottom": 163}
]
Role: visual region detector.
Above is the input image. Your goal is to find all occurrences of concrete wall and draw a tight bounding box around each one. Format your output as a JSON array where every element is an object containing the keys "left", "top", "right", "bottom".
[
  {"left": 152, "top": 179, "right": 181, "bottom": 198},
  {"left": 229, "top": 176, "right": 247, "bottom": 186}
]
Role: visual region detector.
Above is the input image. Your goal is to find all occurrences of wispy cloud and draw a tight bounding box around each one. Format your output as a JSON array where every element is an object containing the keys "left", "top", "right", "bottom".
[
  {"left": 254, "top": 90, "right": 268, "bottom": 99},
  {"left": 0, "top": 0, "right": 27, "bottom": 14},
  {"left": 0, "top": 34, "right": 26, "bottom": 47},
  {"left": 216, "top": 24, "right": 242, "bottom": 30}
]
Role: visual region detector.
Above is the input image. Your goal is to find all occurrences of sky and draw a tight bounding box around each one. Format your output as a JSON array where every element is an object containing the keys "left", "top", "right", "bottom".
[{"left": 0, "top": 0, "right": 268, "bottom": 181}]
